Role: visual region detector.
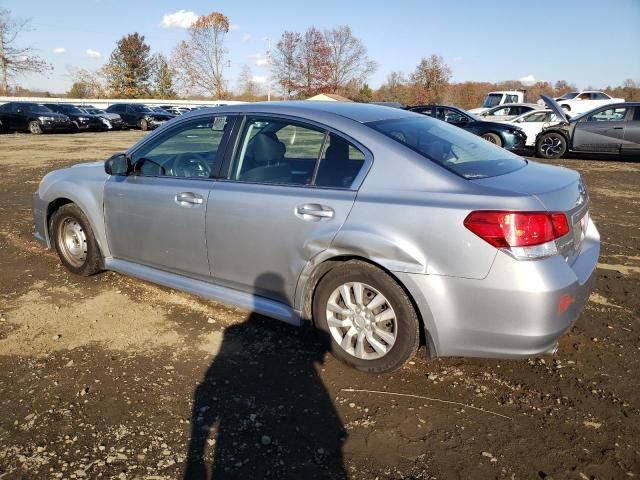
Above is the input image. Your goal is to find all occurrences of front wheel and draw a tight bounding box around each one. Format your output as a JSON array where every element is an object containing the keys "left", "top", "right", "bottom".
[
  {"left": 28, "top": 120, "right": 43, "bottom": 134},
  {"left": 139, "top": 119, "right": 149, "bottom": 131},
  {"left": 481, "top": 132, "right": 502, "bottom": 147},
  {"left": 536, "top": 132, "right": 567, "bottom": 159},
  {"left": 313, "top": 261, "right": 420, "bottom": 373},
  {"left": 50, "top": 204, "right": 103, "bottom": 276}
]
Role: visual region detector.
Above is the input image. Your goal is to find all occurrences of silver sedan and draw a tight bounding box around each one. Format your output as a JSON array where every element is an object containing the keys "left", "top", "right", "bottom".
[{"left": 33, "top": 102, "right": 600, "bottom": 372}]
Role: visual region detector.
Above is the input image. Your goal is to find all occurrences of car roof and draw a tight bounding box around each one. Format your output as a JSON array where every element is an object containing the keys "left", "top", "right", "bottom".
[
  {"left": 190, "top": 101, "right": 414, "bottom": 124},
  {"left": 488, "top": 103, "right": 541, "bottom": 109}
]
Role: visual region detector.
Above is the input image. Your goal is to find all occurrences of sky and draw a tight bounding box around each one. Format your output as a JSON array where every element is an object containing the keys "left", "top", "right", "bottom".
[{"left": 3, "top": 0, "right": 640, "bottom": 95}]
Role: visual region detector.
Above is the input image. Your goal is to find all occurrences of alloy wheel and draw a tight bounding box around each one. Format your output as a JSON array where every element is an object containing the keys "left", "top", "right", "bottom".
[
  {"left": 325, "top": 282, "right": 397, "bottom": 360},
  {"left": 540, "top": 135, "right": 564, "bottom": 156}
]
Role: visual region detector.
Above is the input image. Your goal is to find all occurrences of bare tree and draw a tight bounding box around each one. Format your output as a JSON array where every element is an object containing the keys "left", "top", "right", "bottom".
[
  {"left": 324, "top": 25, "right": 376, "bottom": 94},
  {"left": 66, "top": 66, "right": 107, "bottom": 98},
  {"left": 0, "top": 8, "right": 51, "bottom": 95},
  {"left": 237, "top": 64, "right": 260, "bottom": 100},
  {"left": 294, "top": 27, "right": 332, "bottom": 98},
  {"left": 410, "top": 54, "right": 452, "bottom": 104},
  {"left": 171, "top": 12, "right": 230, "bottom": 98}
]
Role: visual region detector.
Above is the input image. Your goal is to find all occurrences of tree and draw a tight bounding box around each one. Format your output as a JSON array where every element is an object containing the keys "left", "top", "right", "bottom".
[
  {"left": 410, "top": 55, "right": 451, "bottom": 104},
  {"left": 353, "top": 83, "right": 373, "bottom": 103},
  {"left": 0, "top": 8, "right": 51, "bottom": 95},
  {"left": 152, "top": 54, "right": 176, "bottom": 99},
  {"left": 237, "top": 64, "right": 259, "bottom": 100},
  {"left": 553, "top": 80, "right": 575, "bottom": 96},
  {"left": 274, "top": 31, "right": 302, "bottom": 99},
  {"left": 104, "top": 33, "right": 152, "bottom": 98},
  {"left": 295, "top": 27, "right": 332, "bottom": 98},
  {"left": 171, "top": 12, "right": 230, "bottom": 98},
  {"left": 375, "top": 71, "right": 413, "bottom": 105},
  {"left": 324, "top": 25, "right": 376, "bottom": 94},
  {"left": 66, "top": 67, "right": 107, "bottom": 98}
]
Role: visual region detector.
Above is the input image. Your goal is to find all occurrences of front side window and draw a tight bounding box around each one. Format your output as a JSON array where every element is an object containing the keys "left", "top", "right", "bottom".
[
  {"left": 368, "top": 116, "right": 526, "bottom": 179},
  {"left": 522, "top": 111, "right": 548, "bottom": 123},
  {"left": 132, "top": 116, "right": 229, "bottom": 178},
  {"left": 437, "top": 108, "right": 469, "bottom": 124},
  {"left": 588, "top": 107, "right": 627, "bottom": 122},
  {"left": 489, "top": 107, "right": 510, "bottom": 116}
]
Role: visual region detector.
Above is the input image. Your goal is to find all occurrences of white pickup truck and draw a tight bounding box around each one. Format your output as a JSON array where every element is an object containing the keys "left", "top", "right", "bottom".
[
  {"left": 555, "top": 91, "right": 625, "bottom": 114},
  {"left": 468, "top": 91, "right": 526, "bottom": 114}
]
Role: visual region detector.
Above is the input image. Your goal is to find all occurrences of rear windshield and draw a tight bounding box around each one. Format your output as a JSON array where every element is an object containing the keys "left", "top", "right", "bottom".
[{"left": 367, "top": 116, "right": 526, "bottom": 179}]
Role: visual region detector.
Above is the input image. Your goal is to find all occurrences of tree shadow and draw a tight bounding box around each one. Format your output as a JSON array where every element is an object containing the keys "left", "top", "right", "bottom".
[{"left": 184, "top": 273, "right": 347, "bottom": 479}]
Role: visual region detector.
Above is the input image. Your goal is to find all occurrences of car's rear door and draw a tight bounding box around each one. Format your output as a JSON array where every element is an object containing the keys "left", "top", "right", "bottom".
[
  {"left": 205, "top": 115, "right": 369, "bottom": 308},
  {"left": 573, "top": 106, "right": 629, "bottom": 153},
  {"left": 621, "top": 107, "right": 640, "bottom": 155},
  {"left": 104, "top": 114, "right": 233, "bottom": 280}
]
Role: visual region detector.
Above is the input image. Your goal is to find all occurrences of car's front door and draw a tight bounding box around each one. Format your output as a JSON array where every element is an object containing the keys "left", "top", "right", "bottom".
[
  {"left": 104, "top": 115, "right": 232, "bottom": 279},
  {"left": 573, "top": 106, "right": 629, "bottom": 153},
  {"left": 206, "top": 116, "right": 368, "bottom": 307}
]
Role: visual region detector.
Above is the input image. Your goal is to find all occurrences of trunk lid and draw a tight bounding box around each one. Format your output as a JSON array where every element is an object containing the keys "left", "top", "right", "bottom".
[{"left": 472, "top": 161, "right": 589, "bottom": 264}]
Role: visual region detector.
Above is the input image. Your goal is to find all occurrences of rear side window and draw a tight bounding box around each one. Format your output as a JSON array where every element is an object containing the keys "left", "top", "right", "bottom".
[
  {"left": 368, "top": 116, "right": 526, "bottom": 179},
  {"left": 229, "top": 117, "right": 366, "bottom": 188}
]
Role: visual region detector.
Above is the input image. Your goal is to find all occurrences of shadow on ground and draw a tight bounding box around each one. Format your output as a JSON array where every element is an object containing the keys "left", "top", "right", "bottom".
[{"left": 184, "top": 274, "right": 347, "bottom": 479}]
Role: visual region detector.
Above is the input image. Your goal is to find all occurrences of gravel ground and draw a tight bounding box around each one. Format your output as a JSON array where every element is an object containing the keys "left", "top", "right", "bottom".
[{"left": 0, "top": 131, "right": 638, "bottom": 479}]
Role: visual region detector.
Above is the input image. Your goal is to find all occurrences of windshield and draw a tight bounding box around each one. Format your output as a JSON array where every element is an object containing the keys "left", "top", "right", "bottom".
[
  {"left": 481, "top": 94, "right": 503, "bottom": 108},
  {"left": 24, "top": 104, "right": 54, "bottom": 113},
  {"left": 367, "top": 116, "right": 526, "bottom": 179},
  {"left": 61, "top": 105, "right": 84, "bottom": 114},
  {"left": 132, "top": 105, "right": 153, "bottom": 113},
  {"left": 557, "top": 91, "right": 579, "bottom": 100}
]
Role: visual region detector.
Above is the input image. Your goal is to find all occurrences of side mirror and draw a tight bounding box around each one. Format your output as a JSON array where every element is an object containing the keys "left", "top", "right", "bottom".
[{"left": 105, "top": 153, "right": 131, "bottom": 176}]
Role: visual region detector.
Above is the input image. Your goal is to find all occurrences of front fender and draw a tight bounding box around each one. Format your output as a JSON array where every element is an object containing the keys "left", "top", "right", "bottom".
[{"left": 37, "top": 166, "right": 110, "bottom": 257}]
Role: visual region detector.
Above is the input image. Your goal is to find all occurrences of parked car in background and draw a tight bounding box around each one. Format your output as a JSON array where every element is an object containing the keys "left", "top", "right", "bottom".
[
  {"left": 105, "top": 104, "right": 175, "bottom": 130},
  {"left": 148, "top": 106, "right": 175, "bottom": 116},
  {"left": 468, "top": 90, "right": 527, "bottom": 114},
  {"left": 536, "top": 95, "right": 640, "bottom": 158},
  {"left": 502, "top": 109, "right": 561, "bottom": 147},
  {"left": 0, "top": 102, "right": 72, "bottom": 134},
  {"left": 407, "top": 104, "right": 527, "bottom": 150},
  {"left": 78, "top": 106, "right": 126, "bottom": 131},
  {"left": 43, "top": 103, "right": 105, "bottom": 132},
  {"left": 33, "top": 102, "right": 599, "bottom": 372},
  {"left": 555, "top": 91, "right": 625, "bottom": 114},
  {"left": 479, "top": 103, "right": 542, "bottom": 121}
]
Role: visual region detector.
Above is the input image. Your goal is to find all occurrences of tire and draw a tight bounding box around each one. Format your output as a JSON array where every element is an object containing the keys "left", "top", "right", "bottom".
[
  {"left": 536, "top": 132, "right": 567, "bottom": 159},
  {"left": 481, "top": 132, "right": 502, "bottom": 147},
  {"left": 71, "top": 121, "right": 80, "bottom": 133},
  {"left": 28, "top": 120, "right": 43, "bottom": 135},
  {"left": 139, "top": 119, "right": 149, "bottom": 131},
  {"left": 50, "top": 204, "right": 103, "bottom": 276},
  {"left": 313, "top": 260, "right": 420, "bottom": 373}
]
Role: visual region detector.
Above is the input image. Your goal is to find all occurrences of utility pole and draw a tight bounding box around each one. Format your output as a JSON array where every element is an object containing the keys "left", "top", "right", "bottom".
[{"left": 266, "top": 37, "right": 272, "bottom": 102}]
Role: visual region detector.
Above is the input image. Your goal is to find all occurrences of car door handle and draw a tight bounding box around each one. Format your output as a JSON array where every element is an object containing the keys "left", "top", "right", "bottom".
[
  {"left": 295, "top": 203, "right": 334, "bottom": 220},
  {"left": 175, "top": 192, "right": 204, "bottom": 206}
]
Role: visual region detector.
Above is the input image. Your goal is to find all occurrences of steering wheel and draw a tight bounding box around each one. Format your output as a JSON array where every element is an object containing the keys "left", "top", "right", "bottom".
[{"left": 170, "top": 153, "right": 212, "bottom": 178}]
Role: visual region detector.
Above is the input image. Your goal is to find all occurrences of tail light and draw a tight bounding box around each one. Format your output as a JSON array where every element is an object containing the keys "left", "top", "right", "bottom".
[{"left": 464, "top": 211, "right": 570, "bottom": 259}]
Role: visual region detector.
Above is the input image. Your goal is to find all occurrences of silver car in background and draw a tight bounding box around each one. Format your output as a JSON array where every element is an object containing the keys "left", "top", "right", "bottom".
[{"left": 33, "top": 102, "right": 600, "bottom": 372}]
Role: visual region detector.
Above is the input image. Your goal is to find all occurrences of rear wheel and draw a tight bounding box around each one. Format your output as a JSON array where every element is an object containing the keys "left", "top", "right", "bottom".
[
  {"left": 313, "top": 261, "right": 420, "bottom": 373},
  {"left": 481, "top": 132, "right": 502, "bottom": 147},
  {"left": 536, "top": 132, "right": 567, "bottom": 159},
  {"left": 50, "top": 204, "right": 102, "bottom": 276},
  {"left": 28, "top": 120, "right": 42, "bottom": 135}
]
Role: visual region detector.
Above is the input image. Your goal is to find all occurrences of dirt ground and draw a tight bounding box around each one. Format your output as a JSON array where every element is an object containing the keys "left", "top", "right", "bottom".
[{"left": 0, "top": 131, "right": 638, "bottom": 480}]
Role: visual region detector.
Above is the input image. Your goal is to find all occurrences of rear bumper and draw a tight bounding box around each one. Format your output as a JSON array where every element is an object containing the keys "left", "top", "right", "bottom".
[{"left": 398, "top": 218, "right": 600, "bottom": 358}]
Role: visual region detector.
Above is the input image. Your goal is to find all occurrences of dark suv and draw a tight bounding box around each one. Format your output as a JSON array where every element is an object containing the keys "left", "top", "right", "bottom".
[
  {"left": 0, "top": 102, "right": 72, "bottom": 134},
  {"left": 105, "top": 104, "right": 174, "bottom": 130},
  {"left": 406, "top": 104, "right": 527, "bottom": 151},
  {"left": 43, "top": 103, "right": 105, "bottom": 132}
]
